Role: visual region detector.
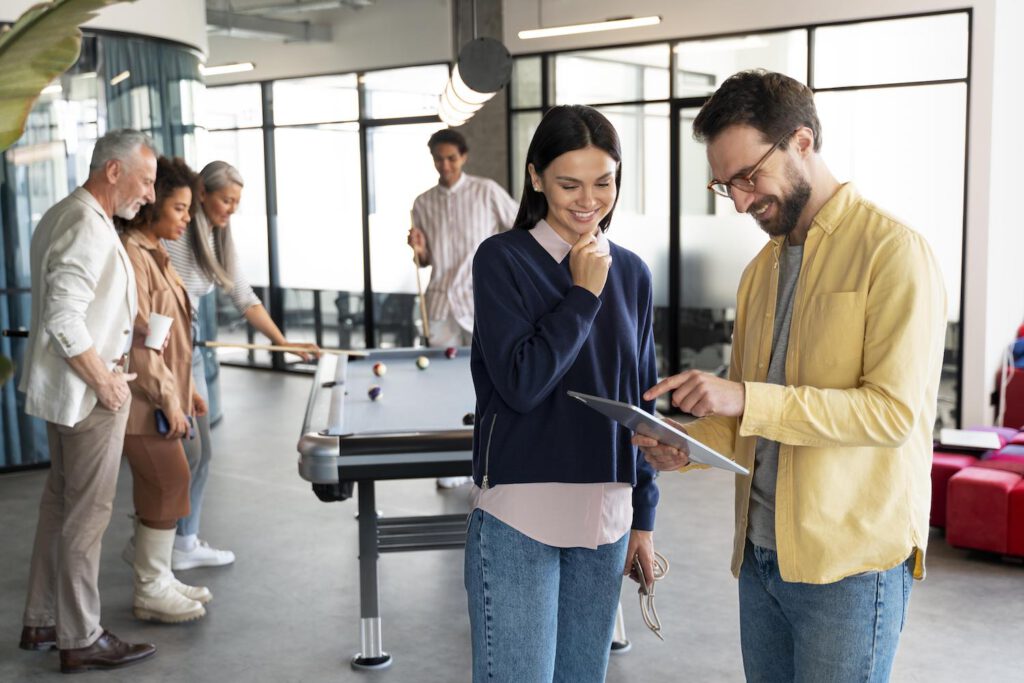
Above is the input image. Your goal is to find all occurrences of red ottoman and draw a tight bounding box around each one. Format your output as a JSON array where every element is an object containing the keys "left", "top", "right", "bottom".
[
  {"left": 946, "top": 461, "right": 1024, "bottom": 557},
  {"left": 931, "top": 452, "right": 978, "bottom": 527},
  {"left": 988, "top": 444, "right": 1024, "bottom": 461}
]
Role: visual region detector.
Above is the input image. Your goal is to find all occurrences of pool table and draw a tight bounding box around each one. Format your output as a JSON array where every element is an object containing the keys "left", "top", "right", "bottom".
[{"left": 296, "top": 346, "right": 474, "bottom": 670}]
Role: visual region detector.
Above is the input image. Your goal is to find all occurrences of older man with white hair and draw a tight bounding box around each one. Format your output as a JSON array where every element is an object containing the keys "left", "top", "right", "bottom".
[{"left": 17, "top": 129, "right": 160, "bottom": 673}]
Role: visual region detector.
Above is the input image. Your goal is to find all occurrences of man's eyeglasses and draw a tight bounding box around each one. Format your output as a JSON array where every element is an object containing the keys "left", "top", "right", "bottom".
[{"left": 707, "top": 130, "right": 795, "bottom": 199}]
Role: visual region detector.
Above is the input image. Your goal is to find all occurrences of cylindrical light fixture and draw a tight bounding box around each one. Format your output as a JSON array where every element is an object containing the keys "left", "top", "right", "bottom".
[{"left": 438, "top": 37, "right": 512, "bottom": 127}]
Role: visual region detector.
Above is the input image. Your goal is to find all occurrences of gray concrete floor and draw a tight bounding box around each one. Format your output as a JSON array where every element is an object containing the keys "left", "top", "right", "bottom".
[{"left": 1, "top": 366, "right": 1022, "bottom": 682}]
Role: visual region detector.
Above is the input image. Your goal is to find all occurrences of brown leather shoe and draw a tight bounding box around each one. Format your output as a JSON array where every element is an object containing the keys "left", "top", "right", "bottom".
[
  {"left": 59, "top": 630, "right": 156, "bottom": 674},
  {"left": 19, "top": 625, "right": 57, "bottom": 651}
]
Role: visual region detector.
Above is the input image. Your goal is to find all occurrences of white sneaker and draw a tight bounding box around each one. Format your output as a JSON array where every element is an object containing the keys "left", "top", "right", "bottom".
[
  {"left": 171, "top": 540, "right": 236, "bottom": 570},
  {"left": 436, "top": 476, "right": 471, "bottom": 489}
]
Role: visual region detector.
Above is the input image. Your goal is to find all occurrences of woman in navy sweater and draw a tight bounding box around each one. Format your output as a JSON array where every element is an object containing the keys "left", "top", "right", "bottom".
[{"left": 465, "top": 105, "right": 660, "bottom": 682}]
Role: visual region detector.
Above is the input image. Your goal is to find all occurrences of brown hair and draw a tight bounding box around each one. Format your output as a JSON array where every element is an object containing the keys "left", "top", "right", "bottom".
[
  {"left": 513, "top": 105, "right": 622, "bottom": 233},
  {"left": 692, "top": 70, "right": 822, "bottom": 152},
  {"left": 428, "top": 128, "right": 468, "bottom": 155},
  {"left": 120, "top": 156, "right": 198, "bottom": 230}
]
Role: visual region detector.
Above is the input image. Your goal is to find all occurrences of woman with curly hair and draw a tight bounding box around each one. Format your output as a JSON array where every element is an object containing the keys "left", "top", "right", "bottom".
[{"left": 119, "top": 156, "right": 211, "bottom": 623}]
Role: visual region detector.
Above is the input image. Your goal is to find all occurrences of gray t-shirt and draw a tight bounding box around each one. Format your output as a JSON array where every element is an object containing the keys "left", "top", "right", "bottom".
[{"left": 746, "top": 243, "right": 803, "bottom": 551}]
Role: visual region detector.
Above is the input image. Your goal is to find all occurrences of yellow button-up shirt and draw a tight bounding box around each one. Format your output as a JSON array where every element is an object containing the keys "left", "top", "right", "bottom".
[{"left": 684, "top": 183, "right": 947, "bottom": 584}]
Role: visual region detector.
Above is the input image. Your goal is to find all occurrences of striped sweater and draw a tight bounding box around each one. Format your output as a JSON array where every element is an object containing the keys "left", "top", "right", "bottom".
[{"left": 163, "top": 222, "right": 261, "bottom": 316}]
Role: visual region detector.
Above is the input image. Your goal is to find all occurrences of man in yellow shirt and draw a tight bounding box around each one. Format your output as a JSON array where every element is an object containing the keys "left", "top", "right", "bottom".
[{"left": 635, "top": 70, "right": 946, "bottom": 681}]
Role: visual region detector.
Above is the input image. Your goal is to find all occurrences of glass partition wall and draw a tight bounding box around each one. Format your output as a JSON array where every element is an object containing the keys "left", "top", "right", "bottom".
[
  {"left": 508, "top": 10, "right": 970, "bottom": 427},
  {"left": 196, "top": 63, "right": 450, "bottom": 369}
]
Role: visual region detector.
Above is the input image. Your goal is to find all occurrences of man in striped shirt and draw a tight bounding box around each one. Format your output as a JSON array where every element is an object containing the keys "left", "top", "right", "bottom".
[
  {"left": 407, "top": 129, "right": 518, "bottom": 488},
  {"left": 408, "top": 129, "right": 518, "bottom": 348}
]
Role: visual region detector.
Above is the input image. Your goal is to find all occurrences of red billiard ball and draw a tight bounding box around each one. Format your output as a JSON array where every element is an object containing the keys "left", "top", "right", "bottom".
[
  {"left": 445, "top": 347, "right": 458, "bottom": 359},
  {"left": 372, "top": 362, "right": 387, "bottom": 376},
  {"left": 367, "top": 385, "right": 382, "bottom": 401}
]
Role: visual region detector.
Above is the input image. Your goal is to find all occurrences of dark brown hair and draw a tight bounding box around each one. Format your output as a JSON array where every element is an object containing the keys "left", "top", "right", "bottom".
[
  {"left": 692, "top": 70, "right": 822, "bottom": 152},
  {"left": 121, "top": 156, "right": 198, "bottom": 230},
  {"left": 513, "top": 105, "right": 622, "bottom": 233},
  {"left": 428, "top": 128, "right": 468, "bottom": 155}
]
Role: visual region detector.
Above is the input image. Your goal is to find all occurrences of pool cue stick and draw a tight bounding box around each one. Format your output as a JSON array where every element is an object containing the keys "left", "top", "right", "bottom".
[
  {"left": 412, "top": 248, "right": 431, "bottom": 346},
  {"left": 195, "top": 340, "right": 367, "bottom": 357},
  {"left": 1, "top": 329, "right": 28, "bottom": 338}
]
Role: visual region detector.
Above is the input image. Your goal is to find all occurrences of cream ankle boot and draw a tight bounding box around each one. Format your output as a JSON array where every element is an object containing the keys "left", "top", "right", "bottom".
[
  {"left": 168, "top": 576, "right": 212, "bottom": 605},
  {"left": 133, "top": 525, "right": 207, "bottom": 623}
]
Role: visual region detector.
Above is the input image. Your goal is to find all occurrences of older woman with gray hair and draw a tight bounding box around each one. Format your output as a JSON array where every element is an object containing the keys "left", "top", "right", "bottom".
[{"left": 131, "top": 160, "right": 318, "bottom": 570}]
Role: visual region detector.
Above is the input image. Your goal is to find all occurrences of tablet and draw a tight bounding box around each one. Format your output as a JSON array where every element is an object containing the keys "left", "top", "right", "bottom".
[
  {"left": 938, "top": 428, "right": 1001, "bottom": 451},
  {"left": 568, "top": 391, "right": 750, "bottom": 476}
]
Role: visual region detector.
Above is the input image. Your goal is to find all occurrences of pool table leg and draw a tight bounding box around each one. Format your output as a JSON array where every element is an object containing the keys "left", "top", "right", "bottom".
[{"left": 351, "top": 480, "right": 392, "bottom": 671}]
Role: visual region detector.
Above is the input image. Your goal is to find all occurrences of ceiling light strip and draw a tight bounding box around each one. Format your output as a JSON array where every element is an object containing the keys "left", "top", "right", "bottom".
[
  {"left": 518, "top": 15, "right": 661, "bottom": 40},
  {"left": 200, "top": 62, "right": 256, "bottom": 77}
]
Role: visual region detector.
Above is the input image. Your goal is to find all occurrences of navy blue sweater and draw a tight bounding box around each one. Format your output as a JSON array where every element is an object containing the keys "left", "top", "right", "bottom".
[{"left": 470, "top": 227, "right": 660, "bottom": 530}]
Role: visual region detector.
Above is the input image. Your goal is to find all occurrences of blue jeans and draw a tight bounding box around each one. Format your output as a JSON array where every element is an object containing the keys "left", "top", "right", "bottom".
[
  {"left": 464, "top": 509, "right": 628, "bottom": 683},
  {"left": 739, "top": 540, "right": 913, "bottom": 683},
  {"left": 177, "top": 346, "right": 212, "bottom": 538}
]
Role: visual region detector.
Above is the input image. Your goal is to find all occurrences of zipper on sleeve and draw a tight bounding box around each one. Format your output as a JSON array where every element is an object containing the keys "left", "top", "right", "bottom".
[{"left": 482, "top": 413, "right": 497, "bottom": 490}]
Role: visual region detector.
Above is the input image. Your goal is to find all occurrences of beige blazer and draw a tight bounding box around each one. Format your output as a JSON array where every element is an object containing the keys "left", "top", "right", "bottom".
[{"left": 19, "top": 188, "right": 137, "bottom": 427}]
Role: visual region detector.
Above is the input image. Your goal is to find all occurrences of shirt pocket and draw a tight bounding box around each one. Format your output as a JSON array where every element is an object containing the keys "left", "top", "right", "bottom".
[{"left": 802, "top": 291, "right": 865, "bottom": 385}]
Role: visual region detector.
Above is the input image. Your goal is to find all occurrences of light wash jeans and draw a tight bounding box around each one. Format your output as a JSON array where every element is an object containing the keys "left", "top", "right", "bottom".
[
  {"left": 176, "top": 345, "right": 212, "bottom": 538},
  {"left": 739, "top": 539, "right": 913, "bottom": 683},
  {"left": 464, "top": 509, "right": 628, "bottom": 683}
]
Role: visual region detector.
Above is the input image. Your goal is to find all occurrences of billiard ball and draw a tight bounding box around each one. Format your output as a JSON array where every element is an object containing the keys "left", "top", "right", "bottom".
[
  {"left": 445, "top": 347, "right": 458, "bottom": 359},
  {"left": 372, "top": 362, "right": 387, "bottom": 377},
  {"left": 462, "top": 412, "right": 475, "bottom": 426},
  {"left": 367, "top": 385, "right": 382, "bottom": 401},
  {"left": 416, "top": 355, "right": 430, "bottom": 370}
]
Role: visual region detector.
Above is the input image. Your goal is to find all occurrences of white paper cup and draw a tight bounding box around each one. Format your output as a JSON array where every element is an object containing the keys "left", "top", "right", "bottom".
[{"left": 145, "top": 313, "right": 173, "bottom": 350}]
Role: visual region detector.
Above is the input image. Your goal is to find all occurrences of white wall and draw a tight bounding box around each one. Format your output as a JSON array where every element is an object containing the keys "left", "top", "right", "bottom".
[
  {"left": 0, "top": 0, "right": 207, "bottom": 53},
  {"left": 506, "top": 0, "right": 1013, "bottom": 427},
  {"left": 970, "top": 0, "right": 1024, "bottom": 425},
  {"left": 205, "top": 0, "right": 450, "bottom": 84}
]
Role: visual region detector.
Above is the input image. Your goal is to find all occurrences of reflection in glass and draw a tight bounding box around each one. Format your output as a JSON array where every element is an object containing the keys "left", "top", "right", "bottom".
[
  {"left": 362, "top": 65, "right": 450, "bottom": 119},
  {"left": 555, "top": 44, "right": 669, "bottom": 104},
  {"left": 275, "top": 124, "right": 364, "bottom": 292},
  {"left": 813, "top": 14, "right": 968, "bottom": 89},
  {"left": 674, "top": 30, "right": 807, "bottom": 96},
  {"left": 273, "top": 75, "right": 358, "bottom": 125}
]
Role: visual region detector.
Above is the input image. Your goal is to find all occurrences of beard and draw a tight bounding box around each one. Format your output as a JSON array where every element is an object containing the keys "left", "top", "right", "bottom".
[
  {"left": 114, "top": 199, "right": 142, "bottom": 220},
  {"left": 750, "top": 165, "right": 812, "bottom": 238}
]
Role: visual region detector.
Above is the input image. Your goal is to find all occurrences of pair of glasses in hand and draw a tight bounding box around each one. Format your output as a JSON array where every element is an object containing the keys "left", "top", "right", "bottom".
[{"left": 632, "top": 551, "right": 669, "bottom": 641}]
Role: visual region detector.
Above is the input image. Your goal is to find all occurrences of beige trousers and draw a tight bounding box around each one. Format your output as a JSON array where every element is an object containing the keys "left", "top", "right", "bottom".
[{"left": 22, "top": 400, "right": 130, "bottom": 649}]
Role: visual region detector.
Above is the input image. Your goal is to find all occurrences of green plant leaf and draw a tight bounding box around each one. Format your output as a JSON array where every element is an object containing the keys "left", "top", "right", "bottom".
[
  {"left": 0, "top": 353, "right": 13, "bottom": 386},
  {"left": 0, "top": 0, "right": 134, "bottom": 151}
]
